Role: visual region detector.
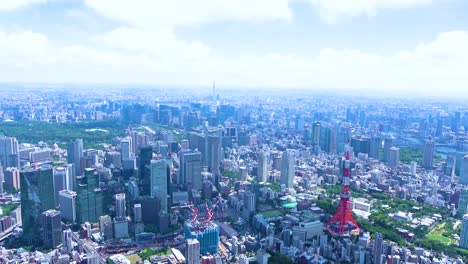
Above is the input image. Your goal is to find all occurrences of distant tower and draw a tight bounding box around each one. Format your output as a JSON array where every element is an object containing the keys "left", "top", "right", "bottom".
[
  {"left": 257, "top": 151, "right": 269, "bottom": 183},
  {"left": 422, "top": 138, "right": 435, "bottom": 170},
  {"left": 115, "top": 193, "right": 126, "bottom": 219},
  {"left": 280, "top": 149, "right": 295, "bottom": 189},
  {"left": 325, "top": 147, "right": 360, "bottom": 236},
  {"left": 460, "top": 214, "right": 468, "bottom": 249},
  {"left": 212, "top": 80, "right": 216, "bottom": 99}
]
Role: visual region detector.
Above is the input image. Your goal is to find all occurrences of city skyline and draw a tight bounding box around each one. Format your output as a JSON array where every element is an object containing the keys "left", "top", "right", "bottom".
[{"left": 0, "top": 0, "right": 467, "bottom": 97}]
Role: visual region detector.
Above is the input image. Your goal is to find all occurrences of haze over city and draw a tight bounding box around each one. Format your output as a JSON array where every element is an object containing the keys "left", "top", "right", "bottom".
[{"left": 0, "top": 0, "right": 468, "bottom": 97}]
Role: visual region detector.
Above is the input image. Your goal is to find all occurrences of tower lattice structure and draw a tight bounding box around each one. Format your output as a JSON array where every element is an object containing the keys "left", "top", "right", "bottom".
[{"left": 325, "top": 148, "right": 360, "bottom": 236}]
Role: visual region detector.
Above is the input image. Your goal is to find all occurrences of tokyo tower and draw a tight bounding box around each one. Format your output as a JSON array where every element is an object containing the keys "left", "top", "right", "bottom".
[{"left": 325, "top": 148, "right": 360, "bottom": 236}]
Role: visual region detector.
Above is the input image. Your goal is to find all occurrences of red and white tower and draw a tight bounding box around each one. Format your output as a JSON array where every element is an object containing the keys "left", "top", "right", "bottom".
[{"left": 325, "top": 148, "right": 360, "bottom": 236}]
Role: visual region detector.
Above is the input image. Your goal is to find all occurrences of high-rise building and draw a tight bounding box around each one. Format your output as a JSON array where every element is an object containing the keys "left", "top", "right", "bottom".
[
  {"left": 458, "top": 189, "right": 468, "bottom": 216},
  {"left": 369, "top": 136, "right": 382, "bottom": 160},
  {"left": 21, "top": 165, "right": 55, "bottom": 241},
  {"left": 206, "top": 134, "right": 222, "bottom": 175},
  {"left": 388, "top": 147, "right": 400, "bottom": 168},
  {"left": 373, "top": 232, "right": 383, "bottom": 264},
  {"left": 120, "top": 137, "right": 133, "bottom": 160},
  {"left": 184, "top": 221, "right": 220, "bottom": 255},
  {"left": 186, "top": 238, "right": 201, "bottom": 264},
  {"left": 460, "top": 155, "right": 468, "bottom": 185},
  {"left": 59, "top": 190, "right": 77, "bottom": 223},
  {"left": 422, "top": 139, "right": 435, "bottom": 170},
  {"left": 0, "top": 137, "right": 19, "bottom": 168},
  {"left": 76, "top": 168, "right": 103, "bottom": 223},
  {"left": 179, "top": 150, "right": 202, "bottom": 190},
  {"left": 99, "top": 215, "right": 113, "bottom": 240},
  {"left": 257, "top": 151, "right": 269, "bottom": 183},
  {"left": 280, "top": 149, "right": 295, "bottom": 189},
  {"left": 0, "top": 163, "right": 4, "bottom": 195},
  {"left": 311, "top": 122, "right": 321, "bottom": 151},
  {"left": 67, "top": 139, "right": 83, "bottom": 176},
  {"left": 149, "top": 160, "right": 169, "bottom": 213},
  {"left": 41, "top": 209, "right": 62, "bottom": 249},
  {"left": 115, "top": 193, "right": 126, "bottom": 219},
  {"left": 63, "top": 229, "right": 73, "bottom": 252},
  {"left": 53, "top": 167, "right": 70, "bottom": 208},
  {"left": 4, "top": 167, "right": 20, "bottom": 192},
  {"left": 460, "top": 214, "right": 468, "bottom": 249},
  {"left": 351, "top": 136, "right": 371, "bottom": 156},
  {"left": 319, "top": 124, "right": 336, "bottom": 154},
  {"left": 383, "top": 137, "right": 393, "bottom": 162},
  {"left": 138, "top": 146, "right": 153, "bottom": 196},
  {"left": 133, "top": 203, "right": 142, "bottom": 223},
  {"left": 445, "top": 155, "right": 456, "bottom": 177}
]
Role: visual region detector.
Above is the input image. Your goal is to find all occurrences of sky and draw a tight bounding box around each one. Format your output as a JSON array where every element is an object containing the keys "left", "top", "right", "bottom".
[{"left": 0, "top": 0, "right": 468, "bottom": 97}]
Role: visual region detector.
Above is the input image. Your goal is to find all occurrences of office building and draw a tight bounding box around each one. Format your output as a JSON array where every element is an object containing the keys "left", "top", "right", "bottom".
[
  {"left": 383, "top": 137, "right": 393, "bottom": 162},
  {"left": 120, "top": 137, "right": 133, "bottom": 160},
  {"left": 186, "top": 238, "right": 201, "bottom": 264},
  {"left": 460, "top": 155, "right": 468, "bottom": 185},
  {"left": 115, "top": 193, "right": 126, "bottom": 219},
  {"left": 113, "top": 217, "right": 129, "bottom": 239},
  {"left": 4, "top": 167, "right": 20, "bottom": 192},
  {"left": 179, "top": 150, "right": 202, "bottom": 190},
  {"left": 184, "top": 221, "right": 220, "bottom": 255},
  {"left": 388, "top": 147, "right": 400, "bottom": 168},
  {"left": 21, "top": 165, "right": 55, "bottom": 241},
  {"left": 67, "top": 139, "right": 83, "bottom": 176},
  {"left": 105, "top": 151, "right": 122, "bottom": 169},
  {"left": 460, "top": 214, "right": 468, "bottom": 249},
  {"left": 76, "top": 168, "right": 103, "bottom": 223},
  {"left": 53, "top": 167, "right": 70, "bottom": 208},
  {"left": 0, "top": 164, "right": 4, "bottom": 195},
  {"left": 138, "top": 146, "right": 153, "bottom": 196},
  {"left": 63, "top": 229, "right": 73, "bottom": 252},
  {"left": 280, "top": 149, "right": 295, "bottom": 189},
  {"left": 41, "top": 209, "right": 62, "bottom": 249},
  {"left": 0, "top": 137, "right": 19, "bottom": 168},
  {"left": 134, "top": 204, "right": 142, "bottom": 223},
  {"left": 458, "top": 189, "right": 468, "bottom": 216},
  {"left": 311, "top": 122, "right": 321, "bottom": 149},
  {"left": 257, "top": 151, "right": 269, "bottom": 183},
  {"left": 100, "top": 215, "right": 113, "bottom": 240},
  {"left": 319, "top": 124, "right": 336, "bottom": 154},
  {"left": 206, "top": 134, "right": 222, "bottom": 175},
  {"left": 369, "top": 135, "right": 382, "bottom": 160},
  {"left": 422, "top": 139, "right": 435, "bottom": 170},
  {"left": 59, "top": 190, "right": 77, "bottom": 223},
  {"left": 373, "top": 232, "right": 383, "bottom": 264},
  {"left": 149, "top": 160, "right": 169, "bottom": 213}
]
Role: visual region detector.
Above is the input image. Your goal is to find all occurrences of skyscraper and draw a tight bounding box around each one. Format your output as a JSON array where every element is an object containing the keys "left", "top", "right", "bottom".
[
  {"left": 0, "top": 163, "right": 4, "bottom": 195},
  {"left": 67, "top": 139, "right": 83, "bottom": 176},
  {"left": 138, "top": 146, "right": 153, "bottom": 196},
  {"left": 120, "top": 137, "right": 133, "bottom": 160},
  {"left": 59, "top": 190, "right": 77, "bottom": 223},
  {"left": 369, "top": 135, "right": 382, "bottom": 160},
  {"left": 373, "top": 232, "right": 383, "bottom": 264},
  {"left": 115, "top": 193, "right": 126, "bottom": 219},
  {"left": 206, "top": 134, "right": 222, "bottom": 175},
  {"left": 388, "top": 147, "right": 400, "bottom": 168},
  {"left": 186, "top": 238, "right": 201, "bottom": 264},
  {"left": 76, "top": 168, "right": 103, "bottom": 223},
  {"left": 149, "top": 160, "right": 169, "bottom": 213},
  {"left": 458, "top": 189, "right": 468, "bottom": 216},
  {"left": 280, "top": 149, "right": 295, "bottom": 189},
  {"left": 257, "top": 151, "right": 269, "bottom": 183},
  {"left": 383, "top": 137, "right": 393, "bottom": 162},
  {"left": 460, "top": 155, "right": 468, "bottom": 185},
  {"left": 0, "top": 137, "right": 19, "bottom": 168},
  {"left": 41, "top": 209, "right": 62, "bottom": 249},
  {"left": 179, "top": 150, "right": 202, "bottom": 190},
  {"left": 53, "top": 167, "right": 70, "bottom": 208},
  {"left": 63, "top": 229, "right": 73, "bottom": 252},
  {"left": 21, "top": 165, "right": 55, "bottom": 241},
  {"left": 422, "top": 139, "right": 435, "bottom": 170},
  {"left": 460, "top": 214, "right": 468, "bottom": 249},
  {"left": 319, "top": 124, "right": 336, "bottom": 154},
  {"left": 311, "top": 122, "right": 321, "bottom": 152},
  {"left": 4, "top": 167, "right": 20, "bottom": 192}
]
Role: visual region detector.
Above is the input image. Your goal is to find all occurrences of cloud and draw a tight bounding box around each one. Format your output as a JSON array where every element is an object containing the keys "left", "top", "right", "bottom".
[
  {"left": 0, "top": 0, "right": 52, "bottom": 11},
  {"left": 84, "top": 0, "right": 293, "bottom": 28},
  {"left": 307, "top": 0, "right": 442, "bottom": 23},
  {"left": 1, "top": 23, "right": 467, "bottom": 97}
]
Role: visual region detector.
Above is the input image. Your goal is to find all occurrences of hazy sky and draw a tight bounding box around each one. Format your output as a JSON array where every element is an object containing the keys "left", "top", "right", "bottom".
[{"left": 0, "top": 0, "right": 467, "bottom": 96}]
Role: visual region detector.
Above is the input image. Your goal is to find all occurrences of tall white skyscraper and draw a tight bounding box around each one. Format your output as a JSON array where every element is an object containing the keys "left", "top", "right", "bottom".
[
  {"left": 281, "top": 149, "right": 295, "bottom": 189},
  {"left": 115, "top": 193, "right": 126, "bottom": 219},
  {"left": 422, "top": 139, "right": 435, "bottom": 170},
  {"left": 150, "top": 159, "right": 169, "bottom": 213},
  {"left": 53, "top": 167, "right": 70, "bottom": 207},
  {"left": 257, "top": 151, "right": 269, "bottom": 183},
  {"left": 186, "top": 238, "right": 200, "bottom": 264}
]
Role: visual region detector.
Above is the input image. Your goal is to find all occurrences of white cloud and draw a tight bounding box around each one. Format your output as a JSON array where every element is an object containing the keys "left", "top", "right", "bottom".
[
  {"left": 0, "top": 0, "right": 51, "bottom": 11},
  {"left": 1, "top": 24, "right": 467, "bottom": 97},
  {"left": 307, "top": 0, "right": 442, "bottom": 23}
]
